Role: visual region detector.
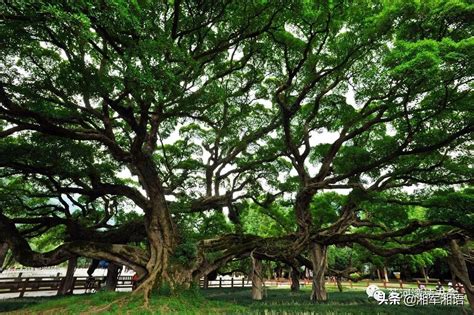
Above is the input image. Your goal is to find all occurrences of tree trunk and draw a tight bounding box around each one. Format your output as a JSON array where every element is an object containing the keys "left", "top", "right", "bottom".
[
  {"left": 420, "top": 266, "right": 428, "bottom": 284},
  {"left": 138, "top": 223, "right": 173, "bottom": 299},
  {"left": 130, "top": 154, "right": 189, "bottom": 303},
  {"left": 251, "top": 256, "right": 264, "bottom": 300},
  {"left": 295, "top": 192, "right": 313, "bottom": 237},
  {"left": 447, "top": 240, "right": 474, "bottom": 314},
  {"left": 310, "top": 243, "right": 328, "bottom": 302},
  {"left": 336, "top": 277, "right": 343, "bottom": 292},
  {"left": 450, "top": 268, "right": 456, "bottom": 283},
  {"left": 383, "top": 266, "right": 389, "bottom": 283},
  {"left": 57, "top": 256, "right": 77, "bottom": 296},
  {"left": 105, "top": 263, "right": 120, "bottom": 291},
  {"left": 290, "top": 266, "right": 300, "bottom": 292},
  {"left": 376, "top": 268, "right": 382, "bottom": 281},
  {"left": 134, "top": 191, "right": 179, "bottom": 303},
  {"left": 0, "top": 242, "right": 8, "bottom": 270}
]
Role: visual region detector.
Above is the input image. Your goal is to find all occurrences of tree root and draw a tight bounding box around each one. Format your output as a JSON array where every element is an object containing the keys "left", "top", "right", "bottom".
[{"left": 84, "top": 295, "right": 131, "bottom": 314}]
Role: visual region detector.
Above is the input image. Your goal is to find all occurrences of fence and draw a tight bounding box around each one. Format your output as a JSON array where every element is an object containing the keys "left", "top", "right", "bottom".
[
  {"left": 200, "top": 277, "right": 252, "bottom": 288},
  {"left": 0, "top": 273, "right": 133, "bottom": 298},
  {"left": 0, "top": 273, "right": 430, "bottom": 298},
  {"left": 201, "top": 277, "right": 425, "bottom": 290}
]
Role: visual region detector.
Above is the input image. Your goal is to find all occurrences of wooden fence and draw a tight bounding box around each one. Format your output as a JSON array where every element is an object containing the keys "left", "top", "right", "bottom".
[
  {"left": 0, "top": 274, "right": 431, "bottom": 298},
  {"left": 0, "top": 273, "right": 133, "bottom": 298},
  {"left": 200, "top": 277, "right": 252, "bottom": 288},
  {"left": 196, "top": 278, "right": 425, "bottom": 290}
]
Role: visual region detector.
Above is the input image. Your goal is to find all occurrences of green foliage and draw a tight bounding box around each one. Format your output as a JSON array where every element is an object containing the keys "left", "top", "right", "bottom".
[
  {"left": 241, "top": 202, "right": 293, "bottom": 236},
  {"left": 310, "top": 193, "right": 346, "bottom": 228},
  {"left": 171, "top": 242, "right": 197, "bottom": 267},
  {"left": 0, "top": 0, "right": 472, "bottom": 288},
  {"left": 349, "top": 272, "right": 362, "bottom": 282}
]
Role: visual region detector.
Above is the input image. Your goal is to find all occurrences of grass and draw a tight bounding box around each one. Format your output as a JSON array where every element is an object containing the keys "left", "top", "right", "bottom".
[
  {"left": 0, "top": 290, "right": 243, "bottom": 314},
  {"left": 0, "top": 286, "right": 470, "bottom": 314}
]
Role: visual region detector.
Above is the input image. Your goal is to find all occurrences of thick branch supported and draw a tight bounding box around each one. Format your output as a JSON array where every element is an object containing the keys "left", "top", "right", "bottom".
[
  {"left": 57, "top": 256, "right": 77, "bottom": 296},
  {"left": 447, "top": 240, "right": 474, "bottom": 313},
  {"left": 310, "top": 243, "right": 328, "bottom": 302},
  {"left": 0, "top": 213, "right": 148, "bottom": 275},
  {"left": 251, "top": 254, "right": 264, "bottom": 300}
]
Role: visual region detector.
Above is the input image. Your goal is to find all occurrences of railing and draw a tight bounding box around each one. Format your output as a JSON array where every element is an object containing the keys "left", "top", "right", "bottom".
[
  {"left": 0, "top": 273, "right": 432, "bottom": 298},
  {"left": 202, "top": 278, "right": 430, "bottom": 290},
  {"left": 0, "top": 273, "right": 133, "bottom": 297},
  {"left": 200, "top": 277, "right": 252, "bottom": 288}
]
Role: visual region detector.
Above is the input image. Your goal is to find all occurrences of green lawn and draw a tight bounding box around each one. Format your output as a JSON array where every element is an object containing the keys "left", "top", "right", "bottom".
[{"left": 0, "top": 287, "right": 470, "bottom": 314}]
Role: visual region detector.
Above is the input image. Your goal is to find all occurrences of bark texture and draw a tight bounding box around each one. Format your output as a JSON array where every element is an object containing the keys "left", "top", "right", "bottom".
[
  {"left": 251, "top": 256, "right": 264, "bottom": 300},
  {"left": 290, "top": 266, "right": 300, "bottom": 292},
  {"left": 57, "top": 256, "right": 77, "bottom": 296},
  {"left": 447, "top": 240, "right": 474, "bottom": 314},
  {"left": 310, "top": 243, "right": 328, "bottom": 302}
]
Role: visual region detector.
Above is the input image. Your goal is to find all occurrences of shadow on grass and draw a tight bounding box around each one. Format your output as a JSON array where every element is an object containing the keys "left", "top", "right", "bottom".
[
  {"left": 0, "top": 287, "right": 470, "bottom": 314},
  {"left": 0, "top": 297, "right": 48, "bottom": 313},
  {"left": 202, "top": 287, "right": 470, "bottom": 315}
]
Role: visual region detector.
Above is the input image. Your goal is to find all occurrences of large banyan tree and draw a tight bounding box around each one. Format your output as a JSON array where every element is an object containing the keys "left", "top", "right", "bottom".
[{"left": 0, "top": 0, "right": 473, "bottom": 305}]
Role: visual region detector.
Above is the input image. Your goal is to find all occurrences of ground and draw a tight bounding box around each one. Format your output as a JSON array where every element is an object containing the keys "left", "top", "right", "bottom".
[{"left": 0, "top": 286, "right": 470, "bottom": 314}]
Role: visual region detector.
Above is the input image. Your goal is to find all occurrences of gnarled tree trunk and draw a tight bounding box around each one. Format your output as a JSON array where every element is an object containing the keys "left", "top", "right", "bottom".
[
  {"left": 134, "top": 191, "right": 196, "bottom": 303},
  {"left": 310, "top": 243, "right": 328, "bottom": 302},
  {"left": 131, "top": 155, "right": 196, "bottom": 302},
  {"left": 251, "top": 256, "right": 264, "bottom": 300},
  {"left": 290, "top": 266, "right": 300, "bottom": 292},
  {"left": 57, "top": 256, "right": 77, "bottom": 296},
  {"left": 138, "top": 210, "right": 175, "bottom": 300},
  {"left": 447, "top": 240, "right": 474, "bottom": 314}
]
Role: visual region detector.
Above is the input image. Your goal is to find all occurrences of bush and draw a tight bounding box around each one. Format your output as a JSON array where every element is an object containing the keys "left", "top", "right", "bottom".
[{"left": 349, "top": 272, "right": 362, "bottom": 282}]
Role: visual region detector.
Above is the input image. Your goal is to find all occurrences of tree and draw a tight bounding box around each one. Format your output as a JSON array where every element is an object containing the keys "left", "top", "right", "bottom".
[
  {"left": 1, "top": 0, "right": 472, "bottom": 304},
  {"left": 0, "top": 0, "right": 288, "bottom": 301},
  {"left": 246, "top": 0, "right": 473, "bottom": 301}
]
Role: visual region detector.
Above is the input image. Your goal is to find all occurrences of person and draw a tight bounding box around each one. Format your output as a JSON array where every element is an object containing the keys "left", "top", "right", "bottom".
[
  {"left": 132, "top": 273, "right": 139, "bottom": 291},
  {"left": 435, "top": 281, "right": 444, "bottom": 292},
  {"left": 98, "top": 260, "right": 109, "bottom": 269},
  {"left": 454, "top": 282, "right": 461, "bottom": 293},
  {"left": 447, "top": 282, "right": 456, "bottom": 292},
  {"left": 458, "top": 283, "right": 465, "bottom": 294},
  {"left": 417, "top": 280, "right": 426, "bottom": 290}
]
